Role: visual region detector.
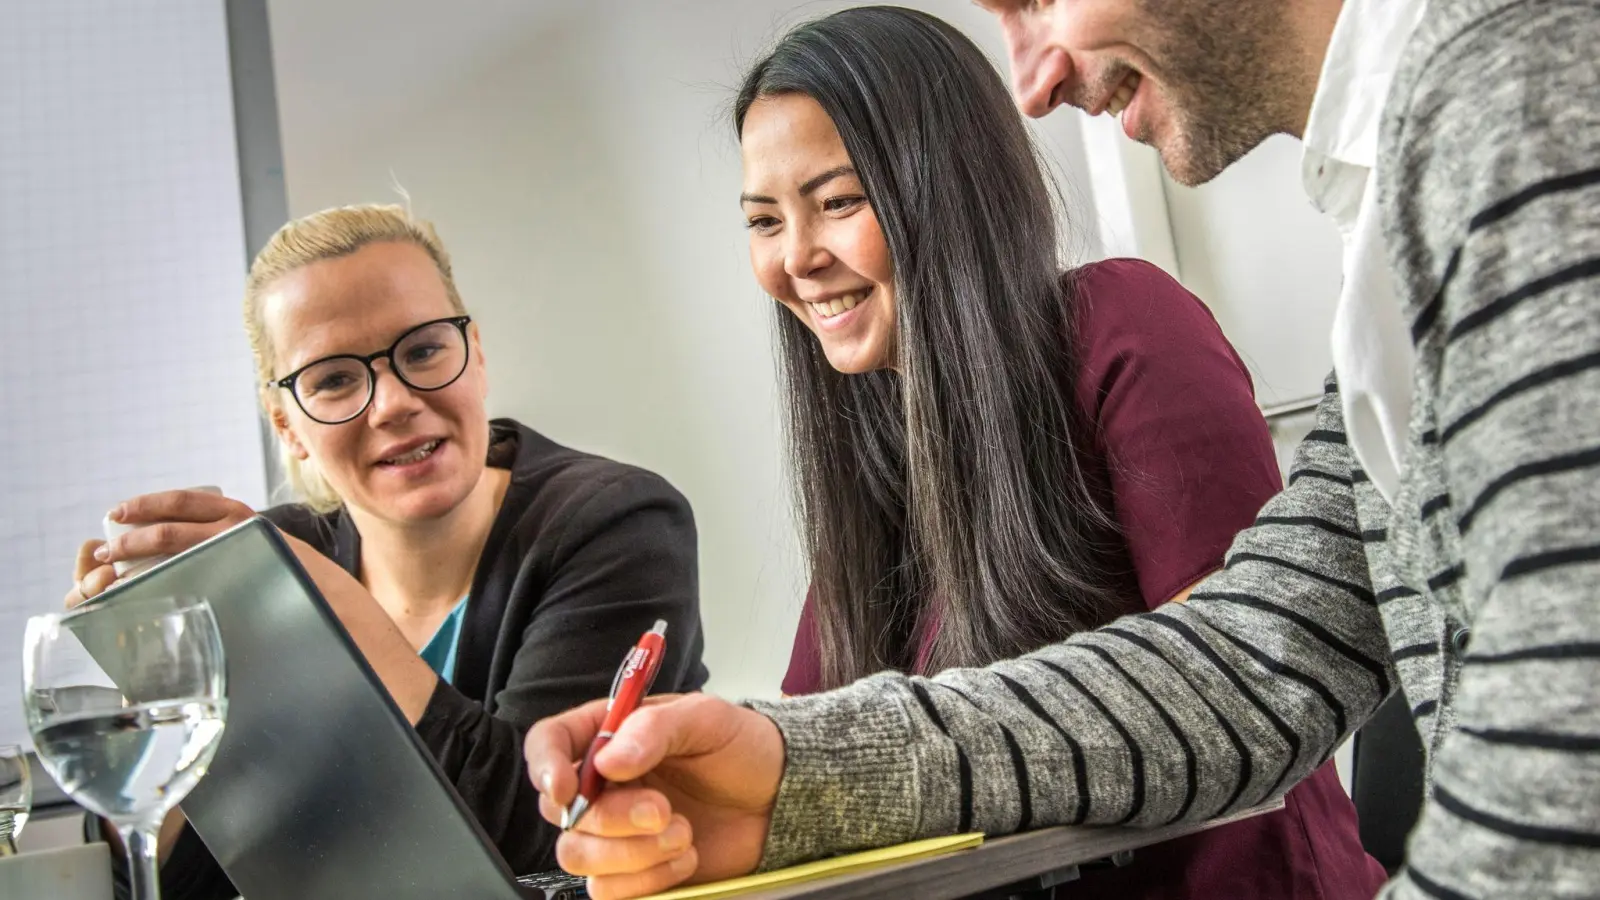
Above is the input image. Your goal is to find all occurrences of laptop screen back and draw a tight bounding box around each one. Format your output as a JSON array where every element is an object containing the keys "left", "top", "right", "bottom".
[{"left": 88, "top": 518, "right": 527, "bottom": 900}]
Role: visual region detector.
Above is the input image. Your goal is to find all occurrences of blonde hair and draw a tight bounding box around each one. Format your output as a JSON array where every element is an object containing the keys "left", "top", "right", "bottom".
[{"left": 245, "top": 204, "right": 467, "bottom": 513}]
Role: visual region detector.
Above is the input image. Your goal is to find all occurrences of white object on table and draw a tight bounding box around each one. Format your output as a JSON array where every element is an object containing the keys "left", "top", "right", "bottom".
[
  {"left": 0, "top": 842, "right": 114, "bottom": 900},
  {"left": 102, "top": 486, "right": 223, "bottom": 578}
]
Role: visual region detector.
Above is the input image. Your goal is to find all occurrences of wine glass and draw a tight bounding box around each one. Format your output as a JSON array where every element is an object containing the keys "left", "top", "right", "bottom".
[
  {"left": 22, "top": 594, "right": 227, "bottom": 900},
  {"left": 0, "top": 744, "right": 30, "bottom": 856}
]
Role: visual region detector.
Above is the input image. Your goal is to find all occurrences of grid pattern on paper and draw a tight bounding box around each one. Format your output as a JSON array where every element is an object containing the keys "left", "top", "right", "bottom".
[{"left": 0, "top": 0, "right": 268, "bottom": 748}]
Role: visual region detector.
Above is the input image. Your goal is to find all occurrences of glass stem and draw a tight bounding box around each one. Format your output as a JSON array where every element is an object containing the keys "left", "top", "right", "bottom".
[
  {"left": 0, "top": 812, "right": 17, "bottom": 857},
  {"left": 116, "top": 821, "right": 163, "bottom": 900}
]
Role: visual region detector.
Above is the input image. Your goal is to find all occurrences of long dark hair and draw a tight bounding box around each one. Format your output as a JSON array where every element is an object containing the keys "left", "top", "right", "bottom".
[{"left": 736, "top": 6, "right": 1133, "bottom": 689}]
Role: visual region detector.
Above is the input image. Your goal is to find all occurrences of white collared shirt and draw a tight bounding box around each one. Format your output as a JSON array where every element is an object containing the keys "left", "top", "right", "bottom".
[{"left": 1301, "top": 0, "right": 1428, "bottom": 501}]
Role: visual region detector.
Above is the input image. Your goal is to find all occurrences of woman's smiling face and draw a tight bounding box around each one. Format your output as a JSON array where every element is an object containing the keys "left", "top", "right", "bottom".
[
  {"left": 740, "top": 93, "right": 898, "bottom": 374},
  {"left": 261, "top": 240, "right": 492, "bottom": 524}
]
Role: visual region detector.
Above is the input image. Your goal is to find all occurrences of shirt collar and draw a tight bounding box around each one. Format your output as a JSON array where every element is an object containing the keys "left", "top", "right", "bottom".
[
  {"left": 1303, "top": 0, "right": 1428, "bottom": 168},
  {"left": 1301, "top": 0, "right": 1428, "bottom": 228}
]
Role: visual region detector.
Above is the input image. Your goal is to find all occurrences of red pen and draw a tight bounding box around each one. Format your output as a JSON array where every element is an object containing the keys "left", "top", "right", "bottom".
[{"left": 562, "top": 619, "right": 669, "bottom": 831}]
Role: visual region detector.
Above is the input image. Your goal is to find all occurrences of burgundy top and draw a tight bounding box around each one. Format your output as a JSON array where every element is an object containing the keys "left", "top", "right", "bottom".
[{"left": 783, "top": 259, "right": 1386, "bottom": 899}]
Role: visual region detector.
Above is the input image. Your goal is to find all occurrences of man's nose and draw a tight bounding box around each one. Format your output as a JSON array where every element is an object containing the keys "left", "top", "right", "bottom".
[{"left": 1003, "top": 23, "right": 1073, "bottom": 119}]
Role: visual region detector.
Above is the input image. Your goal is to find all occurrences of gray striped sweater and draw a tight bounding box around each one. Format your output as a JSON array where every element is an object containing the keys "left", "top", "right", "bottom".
[{"left": 749, "top": 2, "right": 1600, "bottom": 896}]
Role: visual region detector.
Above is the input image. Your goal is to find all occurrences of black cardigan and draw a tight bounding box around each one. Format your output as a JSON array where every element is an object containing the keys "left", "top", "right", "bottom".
[{"left": 123, "top": 419, "right": 709, "bottom": 898}]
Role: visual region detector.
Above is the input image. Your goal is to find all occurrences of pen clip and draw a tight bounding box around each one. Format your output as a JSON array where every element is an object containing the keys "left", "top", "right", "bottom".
[{"left": 606, "top": 648, "right": 637, "bottom": 701}]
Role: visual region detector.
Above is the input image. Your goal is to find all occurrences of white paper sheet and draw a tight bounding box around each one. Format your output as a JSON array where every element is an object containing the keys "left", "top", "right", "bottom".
[{"left": 0, "top": 0, "right": 267, "bottom": 748}]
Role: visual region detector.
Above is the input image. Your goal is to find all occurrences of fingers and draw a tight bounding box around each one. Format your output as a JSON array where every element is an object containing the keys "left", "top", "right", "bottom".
[
  {"left": 540, "top": 784, "right": 699, "bottom": 899},
  {"left": 572, "top": 786, "right": 675, "bottom": 837},
  {"left": 527, "top": 697, "right": 614, "bottom": 809},
  {"left": 557, "top": 812, "right": 692, "bottom": 874},
  {"left": 111, "top": 489, "right": 246, "bottom": 527},
  {"left": 94, "top": 489, "right": 253, "bottom": 565},
  {"left": 79, "top": 564, "right": 118, "bottom": 600},
  {"left": 74, "top": 540, "right": 106, "bottom": 581},
  {"left": 585, "top": 847, "right": 700, "bottom": 900},
  {"left": 100, "top": 521, "right": 229, "bottom": 564},
  {"left": 538, "top": 783, "right": 674, "bottom": 835},
  {"left": 538, "top": 784, "right": 570, "bottom": 828},
  {"left": 65, "top": 563, "right": 118, "bottom": 608}
]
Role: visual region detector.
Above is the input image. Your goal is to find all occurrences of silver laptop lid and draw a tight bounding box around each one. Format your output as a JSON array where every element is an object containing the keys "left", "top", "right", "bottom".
[{"left": 87, "top": 517, "right": 531, "bottom": 900}]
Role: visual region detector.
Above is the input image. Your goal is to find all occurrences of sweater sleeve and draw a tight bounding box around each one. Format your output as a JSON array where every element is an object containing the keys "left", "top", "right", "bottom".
[
  {"left": 750, "top": 378, "right": 1394, "bottom": 869},
  {"left": 416, "top": 470, "right": 706, "bottom": 875},
  {"left": 1376, "top": 4, "right": 1600, "bottom": 897}
]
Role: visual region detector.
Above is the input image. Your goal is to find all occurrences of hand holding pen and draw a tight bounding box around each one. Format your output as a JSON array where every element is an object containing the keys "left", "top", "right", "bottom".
[
  {"left": 527, "top": 626, "right": 784, "bottom": 897},
  {"left": 562, "top": 619, "right": 670, "bottom": 830}
]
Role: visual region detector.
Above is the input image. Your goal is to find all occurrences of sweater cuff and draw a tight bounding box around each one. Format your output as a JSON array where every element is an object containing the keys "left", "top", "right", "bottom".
[
  {"left": 413, "top": 677, "right": 475, "bottom": 748},
  {"left": 745, "top": 676, "right": 922, "bottom": 870}
]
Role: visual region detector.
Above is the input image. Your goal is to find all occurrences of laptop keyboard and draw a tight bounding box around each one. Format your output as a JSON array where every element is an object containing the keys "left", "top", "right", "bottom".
[{"left": 516, "top": 870, "right": 589, "bottom": 899}]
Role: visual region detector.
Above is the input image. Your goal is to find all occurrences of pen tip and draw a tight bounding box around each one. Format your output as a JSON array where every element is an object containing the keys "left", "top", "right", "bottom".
[{"left": 563, "top": 797, "right": 590, "bottom": 832}]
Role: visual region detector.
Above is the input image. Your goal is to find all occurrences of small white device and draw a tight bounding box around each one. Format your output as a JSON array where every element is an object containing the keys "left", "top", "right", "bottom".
[{"left": 101, "top": 485, "right": 223, "bottom": 579}]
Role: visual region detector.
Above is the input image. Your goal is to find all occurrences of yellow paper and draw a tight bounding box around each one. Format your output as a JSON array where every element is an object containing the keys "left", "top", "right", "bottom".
[{"left": 639, "top": 833, "right": 985, "bottom": 900}]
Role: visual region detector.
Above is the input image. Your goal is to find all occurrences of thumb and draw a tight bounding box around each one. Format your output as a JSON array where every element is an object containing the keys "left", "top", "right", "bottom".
[
  {"left": 594, "top": 693, "right": 738, "bottom": 783},
  {"left": 74, "top": 539, "right": 107, "bottom": 581}
]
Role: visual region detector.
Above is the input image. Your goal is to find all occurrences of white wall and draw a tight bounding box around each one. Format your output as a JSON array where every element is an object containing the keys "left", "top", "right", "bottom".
[
  {"left": 1160, "top": 137, "right": 1344, "bottom": 407},
  {"left": 1076, "top": 117, "right": 1343, "bottom": 409},
  {"left": 266, "top": 0, "right": 1095, "bottom": 700}
]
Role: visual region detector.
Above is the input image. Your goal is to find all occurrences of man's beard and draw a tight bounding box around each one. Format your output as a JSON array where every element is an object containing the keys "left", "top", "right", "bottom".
[{"left": 1134, "top": 0, "right": 1302, "bottom": 186}]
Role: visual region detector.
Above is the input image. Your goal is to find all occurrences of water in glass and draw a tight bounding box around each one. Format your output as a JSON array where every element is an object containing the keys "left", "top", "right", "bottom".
[
  {"left": 22, "top": 595, "right": 226, "bottom": 900},
  {"left": 33, "top": 699, "right": 224, "bottom": 821}
]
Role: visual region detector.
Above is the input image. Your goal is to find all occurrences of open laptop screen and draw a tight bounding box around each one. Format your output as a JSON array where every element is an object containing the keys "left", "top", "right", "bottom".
[{"left": 86, "top": 518, "right": 531, "bottom": 900}]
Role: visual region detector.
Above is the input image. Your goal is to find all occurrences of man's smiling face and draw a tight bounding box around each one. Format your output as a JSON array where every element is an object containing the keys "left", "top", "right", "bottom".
[{"left": 979, "top": 0, "right": 1306, "bottom": 186}]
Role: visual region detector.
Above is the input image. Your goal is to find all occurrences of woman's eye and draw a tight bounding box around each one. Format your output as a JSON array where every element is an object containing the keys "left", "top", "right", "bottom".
[
  {"left": 307, "top": 372, "right": 356, "bottom": 395},
  {"left": 746, "top": 216, "right": 781, "bottom": 234},
  {"left": 404, "top": 343, "right": 443, "bottom": 365},
  {"left": 823, "top": 195, "right": 867, "bottom": 214}
]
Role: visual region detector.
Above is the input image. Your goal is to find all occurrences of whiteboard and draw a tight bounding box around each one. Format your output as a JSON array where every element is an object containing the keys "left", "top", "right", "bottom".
[{"left": 0, "top": 1, "right": 268, "bottom": 748}]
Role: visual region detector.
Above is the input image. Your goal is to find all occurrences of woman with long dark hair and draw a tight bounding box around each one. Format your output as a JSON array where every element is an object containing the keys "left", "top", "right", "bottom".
[
  {"left": 533, "top": 8, "right": 1383, "bottom": 899},
  {"left": 753, "top": 9, "right": 1383, "bottom": 895}
]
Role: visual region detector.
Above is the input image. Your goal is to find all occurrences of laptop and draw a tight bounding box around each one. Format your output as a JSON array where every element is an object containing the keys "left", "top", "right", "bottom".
[{"left": 82, "top": 517, "right": 585, "bottom": 900}]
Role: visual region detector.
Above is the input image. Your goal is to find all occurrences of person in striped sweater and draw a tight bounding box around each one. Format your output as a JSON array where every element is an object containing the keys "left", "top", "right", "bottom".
[{"left": 525, "top": 1, "right": 1600, "bottom": 897}]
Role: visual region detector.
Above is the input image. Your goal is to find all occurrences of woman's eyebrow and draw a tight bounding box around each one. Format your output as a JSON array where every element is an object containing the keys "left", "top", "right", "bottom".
[
  {"left": 739, "top": 165, "right": 859, "bottom": 205},
  {"left": 798, "top": 165, "right": 856, "bottom": 196}
]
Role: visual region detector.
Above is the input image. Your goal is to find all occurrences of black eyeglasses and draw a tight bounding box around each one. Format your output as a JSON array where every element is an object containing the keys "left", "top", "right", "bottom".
[{"left": 272, "top": 316, "right": 473, "bottom": 425}]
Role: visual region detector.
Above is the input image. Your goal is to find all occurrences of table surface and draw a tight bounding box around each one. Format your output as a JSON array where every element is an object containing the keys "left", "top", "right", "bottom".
[{"left": 718, "top": 802, "right": 1282, "bottom": 900}]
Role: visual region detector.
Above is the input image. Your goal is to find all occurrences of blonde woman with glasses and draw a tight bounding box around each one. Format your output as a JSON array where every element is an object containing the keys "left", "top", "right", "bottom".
[{"left": 67, "top": 204, "right": 709, "bottom": 900}]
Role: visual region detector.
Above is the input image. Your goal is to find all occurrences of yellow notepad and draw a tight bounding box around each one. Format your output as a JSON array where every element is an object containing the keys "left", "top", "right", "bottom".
[{"left": 639, "top": 833, "right": 985, "bottom": 900}]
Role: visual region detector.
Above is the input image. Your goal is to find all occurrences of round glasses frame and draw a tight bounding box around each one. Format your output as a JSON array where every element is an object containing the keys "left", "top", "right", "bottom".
[{"left": 271, "top": 315, "right": 473, "bottom": 425}]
